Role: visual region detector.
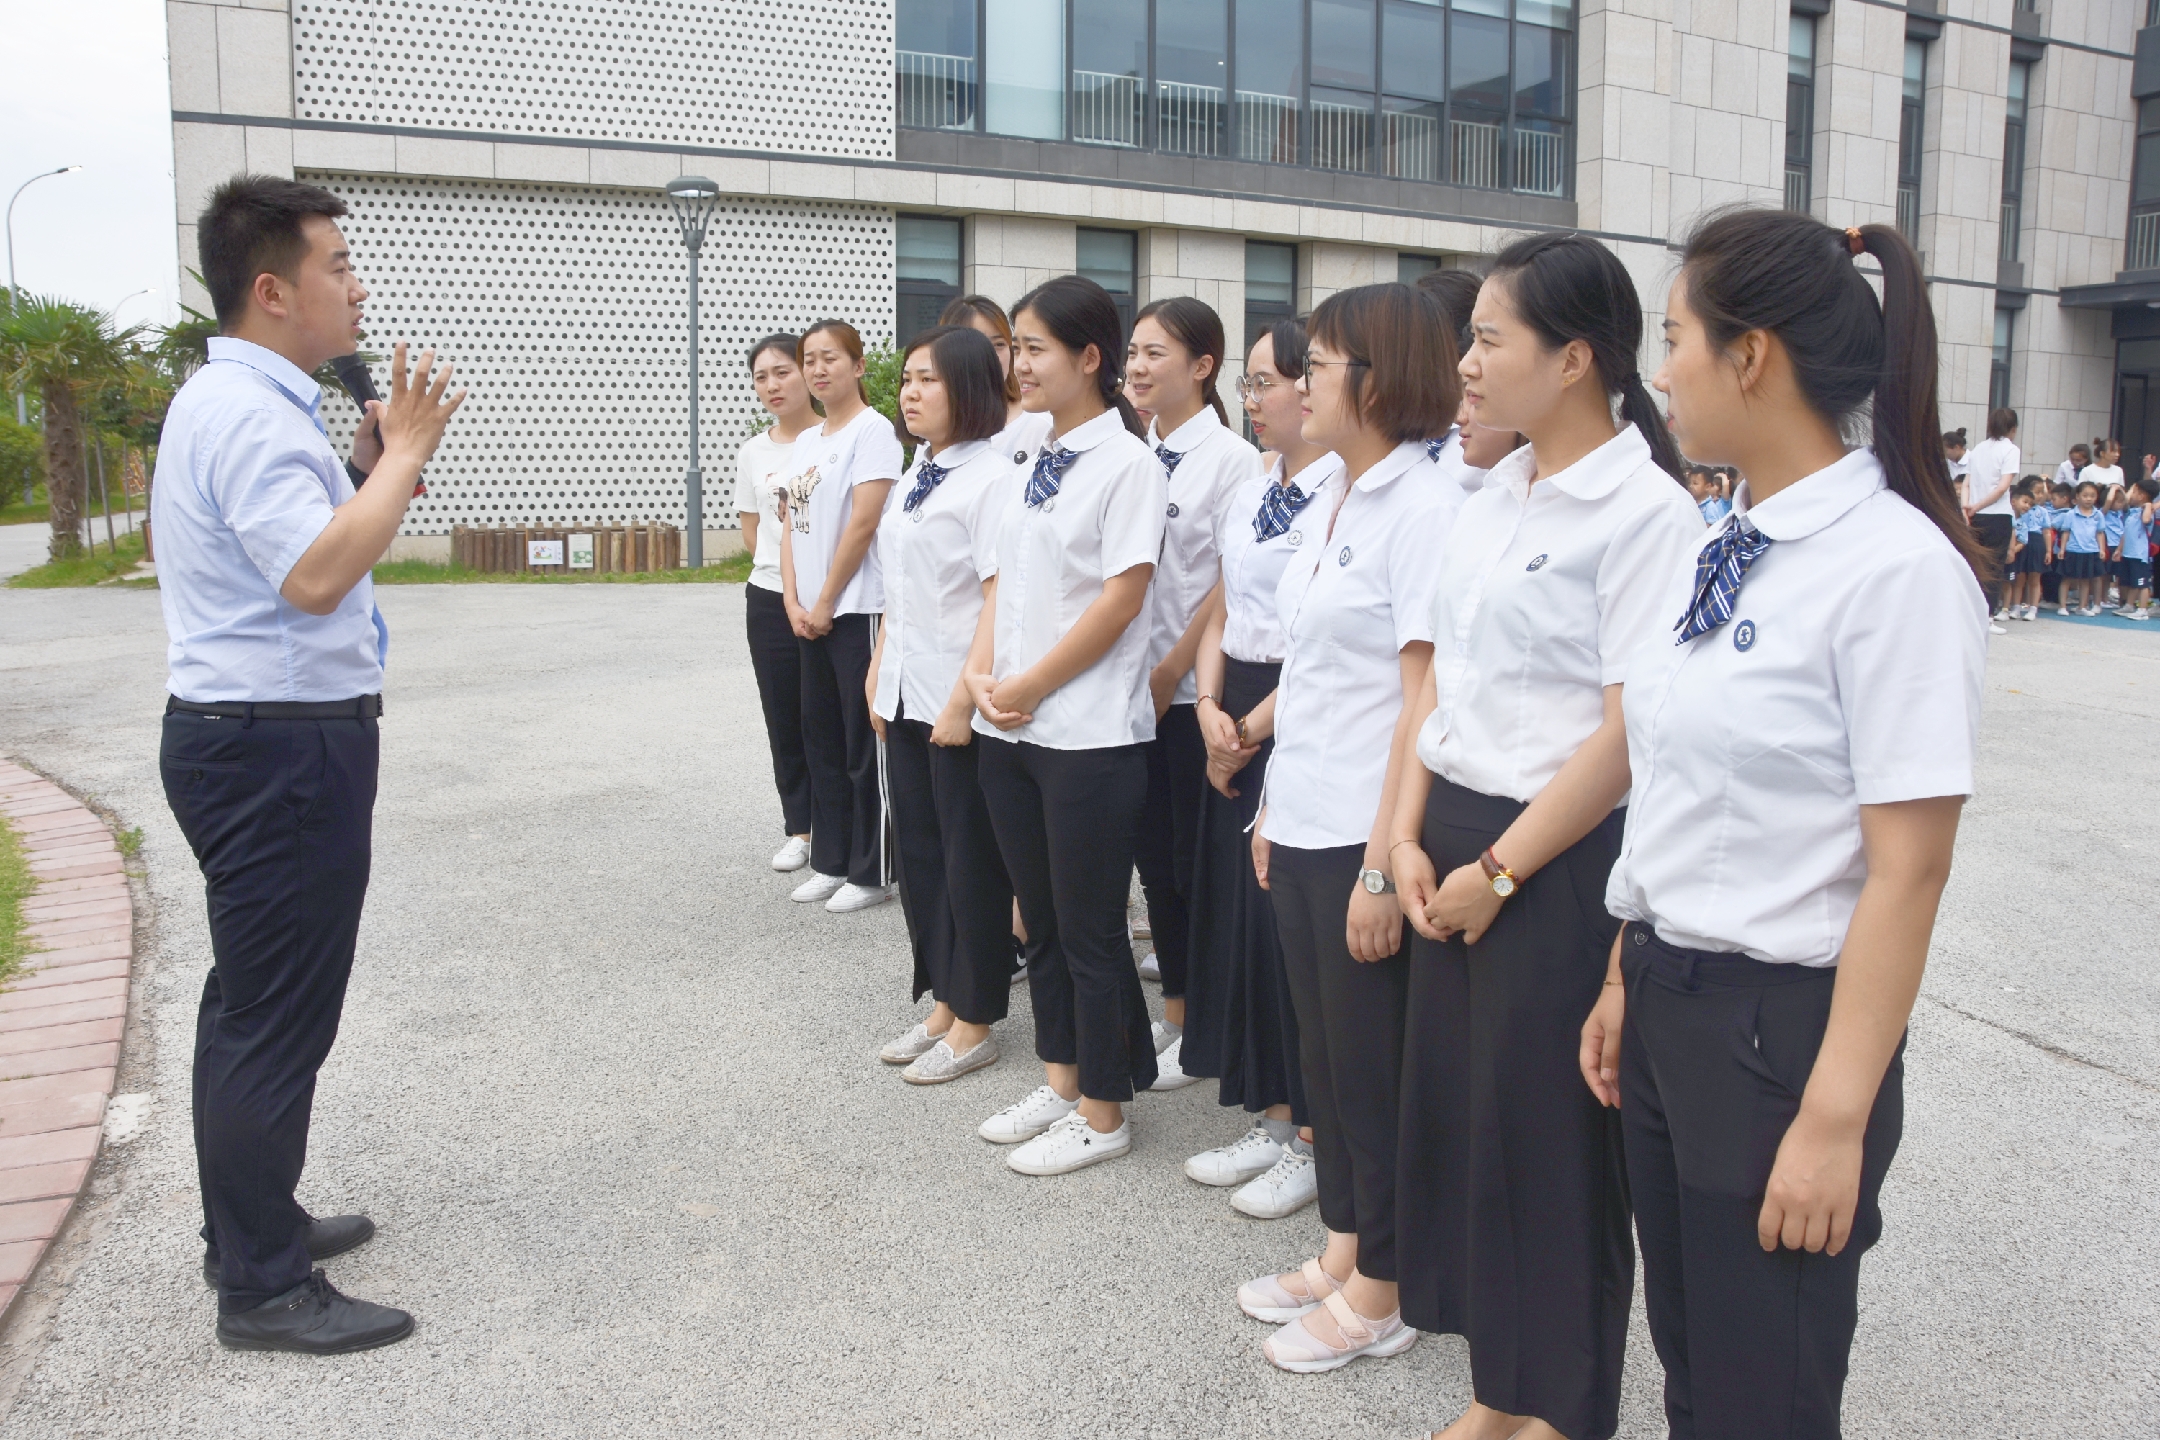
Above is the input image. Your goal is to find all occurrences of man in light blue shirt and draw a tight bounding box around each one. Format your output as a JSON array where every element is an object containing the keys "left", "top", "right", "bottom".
[{"left": 153, "top": 175, "right": 462, "bottom": 1355}]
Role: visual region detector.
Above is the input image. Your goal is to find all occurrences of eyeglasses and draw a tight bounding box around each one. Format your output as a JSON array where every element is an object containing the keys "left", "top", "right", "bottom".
[
  {"left": 1234, "top": 374, "right": 1282, "bottom": 401},
  {"left": 1303, "top": 358, "right": 1369, "bottom": 370}
]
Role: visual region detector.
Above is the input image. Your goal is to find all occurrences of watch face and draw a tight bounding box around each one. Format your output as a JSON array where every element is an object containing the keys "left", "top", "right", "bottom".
[
  {"left": 1492, "top": 874, "right": 1517, "bottom": 898},
  {"left": 1363, "top": 870, "right": 1384, "bottom": 894}
]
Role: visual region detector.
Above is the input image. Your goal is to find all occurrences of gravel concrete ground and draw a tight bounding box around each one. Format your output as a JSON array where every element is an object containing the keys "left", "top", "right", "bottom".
[
  {"left": 0, "top": 524, "right": 52, "bottom": 582},
  {"left": 0, "top": 580, "right": 2152, "bottom": 1438}
]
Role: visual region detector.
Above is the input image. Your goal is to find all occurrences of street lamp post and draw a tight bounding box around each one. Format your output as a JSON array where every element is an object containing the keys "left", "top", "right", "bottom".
[
  {"left": 665, "top": 175, "right": 720, "bottom": 569},
  {"left": 6, "top": 165, "right": 83, "bottom": 425}
]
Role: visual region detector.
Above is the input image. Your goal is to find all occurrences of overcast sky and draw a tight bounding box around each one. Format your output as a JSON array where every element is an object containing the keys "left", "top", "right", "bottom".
[{"left": 2, "top": 0, "right": 180, "bottom": 328}]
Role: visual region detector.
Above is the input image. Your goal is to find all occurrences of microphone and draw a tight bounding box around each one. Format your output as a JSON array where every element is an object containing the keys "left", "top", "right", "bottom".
[{"left": 329, "top": 354, "right": 425, "bottom": 497}]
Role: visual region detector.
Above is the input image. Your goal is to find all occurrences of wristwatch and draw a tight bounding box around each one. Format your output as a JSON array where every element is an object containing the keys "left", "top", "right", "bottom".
[
  {"left": 1479, "top": 847, "right": 1519, "bottom": 899},
  {"left": 1234, "top": 714, "right": 1250, "bottom": 744},
  {"left": 1358, "top": 868, "right": 1395, "bottom": 895}
]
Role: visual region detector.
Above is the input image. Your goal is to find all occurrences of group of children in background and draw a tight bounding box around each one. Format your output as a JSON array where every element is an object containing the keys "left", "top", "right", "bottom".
[{"left": 1950, "top": 429, "right": 2156, "bottom": 620}]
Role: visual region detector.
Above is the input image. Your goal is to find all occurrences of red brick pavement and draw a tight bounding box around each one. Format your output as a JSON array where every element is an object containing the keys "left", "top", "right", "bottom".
[{"left": 0, "top": 760, "right": 134, "bottom": 1329}]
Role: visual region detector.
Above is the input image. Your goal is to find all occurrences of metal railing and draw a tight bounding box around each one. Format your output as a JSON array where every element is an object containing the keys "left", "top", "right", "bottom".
[
  {"left": 1158, "top": 80, "right": 1225, "bottom": 157},
  {"left": 1897, "top": 184, "right": 1921, "bottom": 246},
  {"left": 896, "top": 50, "right": 976, "bottom": 131},
  {"left": 1311, "top": 99, "right": 1370, "bottom": 172},
  {"left": 2132, "top": 209, "right": 2160, "bottom": 271},
  {"left": 1381, "top": 109, "right": 1441, "bottom": 182},
  {"left": 2000, "top": 200, "right": 2021, "bottom": 263},
  {"left": 1784, "top": 164, "right": 1810, "bottom": 213},
  {"left": 1452, "top": 117, "right": 1502, "bottom": 190},
  {"left": 1072, "top": 70, "right": 1142, "bottom": 147},
  {"left": 1235, "top": 92, "right": 1299, "bottom": 163},
  {"left": 1514, "top": 128, "right": 1567, "bottom": 197}
]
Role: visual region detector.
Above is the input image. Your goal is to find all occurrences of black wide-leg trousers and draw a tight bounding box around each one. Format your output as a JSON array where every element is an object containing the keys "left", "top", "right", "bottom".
[
  {"left": 744, "top": 582, "right": 813, "bottom": 837},
  {"left": 798, "top": 613, "right": 883, "bottom": 886},
  {"left": 1271, "top": 841, "right": 1408, "bottom": 1280},
  {"left": 1133, "top": 701, "right": 1205, "bottom": 997},
  {"left": 160, "top": 709, "right": 376, "bottom": 1314},
  {"left": 884, "top": 711, "right": 1013, "bottom": 1025},
  {"left": 976, "top": 737, "right": 1157, "bottom": 1101},
  {"left": 1621, "top": 927, "right": 1904, "bottom": 1440}
]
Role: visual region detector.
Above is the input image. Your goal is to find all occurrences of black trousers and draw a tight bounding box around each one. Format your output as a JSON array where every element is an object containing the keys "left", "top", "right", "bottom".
[
  {"left": 976, "top": 738, "right": 1157, "bottom": 1101},
  {"left": 799, "top": 613, "right": 884, "bottom": 886},
  {"left": 745, "top": 583, "right": 813, "bottom": 837},
  {"left": 1272, "top": 842, "right": 1408, "bottom": 1280},
  {"left": 884, "top": 710, "right": 1013, "bottom": 1025},
  {"left": 1622, "top": 927, "right": 1904, "bottom": 1440},
  {"left": 1133, "top": 702, "right": 1205, "bottom": 997},
  {"left": 160, "top": 710, "right": 377, "bottom": 1314},
  {"left": 1410, "top": 780, "right": 1632, "bottom": 1440},
  {"left": 1972, "top": 513, "right": 2013, "bottom": 612}
]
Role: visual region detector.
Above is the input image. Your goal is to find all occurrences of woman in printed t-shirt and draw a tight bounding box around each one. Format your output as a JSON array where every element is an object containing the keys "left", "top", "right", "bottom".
[{"left": 777, "top": 319, "right": 904, "bottom": 914}]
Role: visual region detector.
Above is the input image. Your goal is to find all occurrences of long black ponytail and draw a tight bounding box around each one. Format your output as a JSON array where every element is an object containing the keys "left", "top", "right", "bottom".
[
  {"left": 1677, "top": 208, "right": 1991, "bottom": 582},
  {"left": 1012, "top": 275, "right": 1147, "bottom": 439},
  {"left": 1487, "top": 232, "right": 1688, "bottom": 484}
]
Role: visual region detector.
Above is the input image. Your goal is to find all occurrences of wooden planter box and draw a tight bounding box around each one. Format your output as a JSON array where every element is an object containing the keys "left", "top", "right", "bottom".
[{"left": 449, "top": 523, "right": 681, "bottom": 574}]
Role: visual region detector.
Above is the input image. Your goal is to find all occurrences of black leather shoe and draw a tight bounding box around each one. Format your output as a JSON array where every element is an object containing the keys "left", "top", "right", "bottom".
[
  {"left": 203, "top": 1213, "right": 377, "bottom": 1288},
  {"left": 215, "top": 1269, "right": 412, "bottom": 1354}
]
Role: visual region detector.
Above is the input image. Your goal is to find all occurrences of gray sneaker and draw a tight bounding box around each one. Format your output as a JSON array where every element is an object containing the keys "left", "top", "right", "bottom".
[
  {"left": 902, "top": 1034, "right": 999, "bottom": 1085},
  {"left": 879, "top": 1022, "right": 942, "bottom": 1065}
]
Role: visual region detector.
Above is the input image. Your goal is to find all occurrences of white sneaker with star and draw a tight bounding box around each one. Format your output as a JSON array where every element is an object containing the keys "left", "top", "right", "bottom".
[
  {"left": 1006, "top": 1111, "right": 1131, "bottom": 1175},
  {"left": 1185, "top": 1125, "right": 1286, "bottom": 1187}
]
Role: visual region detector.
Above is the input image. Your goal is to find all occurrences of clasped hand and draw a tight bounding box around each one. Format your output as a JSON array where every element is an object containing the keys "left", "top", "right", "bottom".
[
  {"left": 1199, "top": 702, "right": 1255, "bottom": 797},
  {"left": 1393, "top": 846, "right": 1503, "bottom": 944}
]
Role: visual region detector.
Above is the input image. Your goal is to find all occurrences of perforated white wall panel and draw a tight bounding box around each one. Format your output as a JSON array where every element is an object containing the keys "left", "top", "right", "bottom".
[
  {"left": 292, "top": 0, "right": 896, "bottom": 160},
  {"left": 302, "top": 174, "right": 897, "bottom": 535}
]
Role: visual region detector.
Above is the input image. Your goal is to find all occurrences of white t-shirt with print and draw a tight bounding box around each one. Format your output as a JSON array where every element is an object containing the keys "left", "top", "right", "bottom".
[{"left": 782, "top": 406, "right": 905, "bottom": 616}]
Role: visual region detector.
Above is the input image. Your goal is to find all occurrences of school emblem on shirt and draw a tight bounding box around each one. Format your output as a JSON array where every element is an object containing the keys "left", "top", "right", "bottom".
[
  {"left": 1526, "top": 553, "right": 1549, "bottom": 571},
  {"left": 1733, "top": 619, "right": 1758, "bottom": 652},
  {"left": 1167, "top": 502, "right": 1181, "bottom": 518},
  {"left": 1287, "top": 530, "right": 1303, "bottom": 547},
  {"left": 1013, "top": 449, "right": 1028, "bottom": 464},
  {"left": 1338, "top": 546, "right": 1354, "bottom": 567}
]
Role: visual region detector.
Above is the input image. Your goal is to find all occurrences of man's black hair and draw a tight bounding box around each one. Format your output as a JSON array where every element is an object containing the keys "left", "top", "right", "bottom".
[{"left": 197, "top": 175, "right": 349, "bottom": 328}]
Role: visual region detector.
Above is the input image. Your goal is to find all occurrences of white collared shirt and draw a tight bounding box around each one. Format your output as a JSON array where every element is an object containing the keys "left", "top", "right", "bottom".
[
  {"left": 1216, "top": 450, "right": 1341, "bottom": 664},
  {"left": 152, "top": 336, "right": 387, "bottom": 702},
  {"left": 994, "top": 408, "right": 1054, "bottom": 470},
  {"left": 1965, "top": 435, "right": 2019, "bottom": 516},
  {"left": 783, "top": 405, "right": 904, "bottom": 615},
  {"left": 1605, "top": 448, "right": 1988, "bottom": 967},
  {"left": 1148, "top": 407, "right": 1264, "bottom": 700},
  {"left": 1261, "top": 441, "right": 1467, "bottom": 850},
  {"left": 873, "top": 439, "right": 1013, "bottom": 724},
  {"left": 1417, "top": 423, "right": 1705, "bottom": 803},
  {"left": 733, "top": 426, "right": 793, "bottom": 592},
  {"left": 974, "top": 407, "right": 1168, "bottom": 750}
]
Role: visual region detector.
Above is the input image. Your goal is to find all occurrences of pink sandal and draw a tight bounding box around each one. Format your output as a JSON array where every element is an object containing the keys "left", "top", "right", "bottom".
[
  {"left": 1236, "top": 1258, "right": 1343, "bottom": 1323},
  {"left": 1262, "top": 1289, "right": 1418, "bottom": 1373}
]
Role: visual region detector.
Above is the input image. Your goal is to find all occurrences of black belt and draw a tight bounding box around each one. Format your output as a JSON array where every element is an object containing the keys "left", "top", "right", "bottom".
[{"left": 165, "top": 694, "right": 382, "bottom": 720}]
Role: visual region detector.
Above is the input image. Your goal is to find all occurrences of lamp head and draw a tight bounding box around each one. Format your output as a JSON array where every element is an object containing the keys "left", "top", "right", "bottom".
[
  {"left": 664, "top": 175, "right": 720, "bottom": 253},
  {"left": 665, "top": 175, "right": 719, "bottom": 202}
]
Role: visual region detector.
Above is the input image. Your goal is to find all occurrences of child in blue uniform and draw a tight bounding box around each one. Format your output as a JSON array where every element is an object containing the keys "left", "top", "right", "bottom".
[
  {"left": 2055, "top": 480, "right": 2108, "bottom": 615},
  {"left": 2119, "top": 476, "right": 2154, "bottom": 619},
  {"left": 2008, "top": 482, "right": 2046, "bottom": 619}
]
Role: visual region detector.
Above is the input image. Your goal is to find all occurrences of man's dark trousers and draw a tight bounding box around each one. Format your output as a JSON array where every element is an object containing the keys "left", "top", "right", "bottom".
[{"left": 161, "top": 709, "right": 377, "bottom": 1314}]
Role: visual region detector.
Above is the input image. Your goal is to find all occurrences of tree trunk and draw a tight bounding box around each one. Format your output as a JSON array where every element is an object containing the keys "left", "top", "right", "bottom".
[{"left": 40, "top": 379, "right": 86, "bottom": 561}]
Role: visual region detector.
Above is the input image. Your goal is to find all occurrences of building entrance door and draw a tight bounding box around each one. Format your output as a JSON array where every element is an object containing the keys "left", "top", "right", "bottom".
[{"left": 2115, "top": 339, "right": 2160, "bottom": 462}]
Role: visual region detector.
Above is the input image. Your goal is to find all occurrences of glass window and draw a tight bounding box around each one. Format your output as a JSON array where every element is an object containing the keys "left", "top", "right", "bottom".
[
  {"left": 1382, "top": 0, "right": 1444, "bottom": 103},
  {"left": 2135, "top": 126, "right": 2160, "bottom": 206},
  {"left": 1073, "top": 0, "right": 1148, "bottom": 146},
  {"left": 896, "top": 216, "right": 964, "bottom": 348},
  {"left": 986, "top": 0, "right": 1066, "bottom": 139},
  {"left": 1514, "top": 22, "right": 1566, "bottom": 115},
  {"left": 1245, "top": 241, "right": 1297, "bottom": 354},
  {"left": 1158, "top": 0, "right": 1227, "bottom": 86},
  {"left": 1077, "top": 228, "right": 1137, "bottom": 293},
  {"left": 1235, "top": 0, "right": 1303, "bottom": 162},
  {"left": 1788, "top": 12, "right": 1812, "bottom": 78},
  {"left": 1312, "top": 0, "right": 1376, "bottom": 91},
  {"left": 1902, "top": 38, "right": 1925, "bottom": 103},
  {"left": 1398, "top": 253, "right": 1441, "bottom": 282},
  {"left": 1515, "top": 0, "right": 1572, "bottom": 28},
  {"left": 1450, "top": 13, "right": 1511, "bottom": 113},
  {"left": 898, "top": 0, "right": 975, "bottom": 58},
  {"left": 1990, "top": 307, "right": 2014, "bottom": 413}
]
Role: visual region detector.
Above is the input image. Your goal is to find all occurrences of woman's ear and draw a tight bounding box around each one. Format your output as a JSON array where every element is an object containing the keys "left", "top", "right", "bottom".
[
  {"left": 1079, "top": 343, "right": 1101, "bottom": 378},
  {"left": 1557, "top": 337, "right": 1594, "bottom": 389},
  {"left": 1731, "top": 328, "right": 1773, "bottom": 398}
]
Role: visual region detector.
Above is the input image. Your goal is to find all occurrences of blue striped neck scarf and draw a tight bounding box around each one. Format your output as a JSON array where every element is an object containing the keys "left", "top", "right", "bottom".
[
  {"left": 1252, "top": 473, "right": 1319, "bottom": 542},
  {"left": 1155, "top": 442, "right": 1185, "bottom": 477},
  {"left": 1674, "top": 516, "right": 1773, "bottom": 643},
  {"left": 900, "top": 456, "right": 951, "bottom": 513},
  {"left": 1025, "top": 444, "right": 1081, "bottom": 509}
]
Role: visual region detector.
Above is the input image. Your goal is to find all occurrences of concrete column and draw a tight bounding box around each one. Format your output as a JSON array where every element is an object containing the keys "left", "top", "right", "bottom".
[
  {"left": 1576, "top": 0, "right": 1676, "bottom": 240},
  {"left": 963, "top": 216, "right": 1077, "bottom": 314},
  {"left": 1810, "top": 0, "right": 1903, "bottom": 230},
  {"left": 1667, "top": 0, "right": 1786, "bottom": 230}
]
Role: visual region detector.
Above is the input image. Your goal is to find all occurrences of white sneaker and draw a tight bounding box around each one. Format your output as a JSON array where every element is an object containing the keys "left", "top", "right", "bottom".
[
  {"left": 1988, "top": 622, "right": 2007, "bottom": 634},
  {"left": 979, "top": 1085, "right": 1078, "bottom": 1144},
  {"left": 1150, "top": 1035, "right": 1200, "bottom": 1090},
  {"left": 2130, "top": 608, "right": 2152, "bottom": 621},
  {"left": 1007, "top": 1110, "right": 1131, "bottom": 1175},
  {"left": 825, "top": 881, "right": 894, "bottom": 913},
  {"left": 2082, "top": 605, "right": 2103, "bottom": 617},
  {"left": 790, "top": 871, "right": 845, "bottom": 903},
  {"left": 2020, "top": 605, "right": 2038, "bottom": 620},
  {"left": 1186, "top": 1125, "right": 1287, "bottom": 1187},
  {"left": 1138, "top": 951, "right": 1161, "bottom": 982},
  {"left": 1232, "top": 1147, "right": 1319, "bottom": 1219},
  {"left": 770, "top": 835, "right": 811, "bottom": 872},
  {"left": 879, "top": 1021, "right": 942, "bottom": 1065},
  {"left": 1992, "top": 607, "right": 2010, "bottom": 622}
]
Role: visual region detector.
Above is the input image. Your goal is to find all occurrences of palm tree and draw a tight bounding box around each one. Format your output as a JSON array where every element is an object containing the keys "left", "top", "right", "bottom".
[{"left": 0, "top": 295, "right": 138, "bottom": 560}]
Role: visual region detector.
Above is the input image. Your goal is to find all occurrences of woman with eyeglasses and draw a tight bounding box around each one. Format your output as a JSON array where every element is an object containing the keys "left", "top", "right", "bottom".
[
  {"left": 1125, "top": 296, "right": 1263, "bottom": 1090},
  {"left": 1178, "top": 315, "right": 1335, "bottom": 1220},
  {"left": 1237, "top": 283, "right": 1469, "bottom": 1373}
]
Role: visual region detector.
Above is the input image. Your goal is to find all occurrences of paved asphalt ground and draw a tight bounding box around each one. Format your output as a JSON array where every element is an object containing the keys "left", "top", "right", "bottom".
[{"left": 0, "top": 561, "right": 2152, "bottom": 1437}]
